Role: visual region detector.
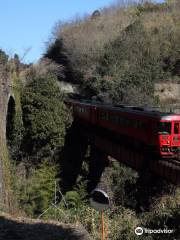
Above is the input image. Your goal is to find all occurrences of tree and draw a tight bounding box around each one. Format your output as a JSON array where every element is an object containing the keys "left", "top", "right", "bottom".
[
  {"left": 21, "top": 74, "right": 72, "bottom": 162},
  {"left": 0, "top": 49, "right": 8, "bottom": 65}
]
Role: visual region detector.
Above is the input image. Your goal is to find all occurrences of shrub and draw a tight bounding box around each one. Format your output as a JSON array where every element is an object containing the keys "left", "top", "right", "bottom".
[
  {"left": 12, "top": 160, "right": 59, "bottom": 216},
  {"left": 64, "top": 191, "right": 81, "bottom": 208}
]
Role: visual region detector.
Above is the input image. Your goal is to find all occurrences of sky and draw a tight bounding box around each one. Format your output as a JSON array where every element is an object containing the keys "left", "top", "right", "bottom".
[{"left": 0, "top": 0, "right": 165, "bottom": 63}]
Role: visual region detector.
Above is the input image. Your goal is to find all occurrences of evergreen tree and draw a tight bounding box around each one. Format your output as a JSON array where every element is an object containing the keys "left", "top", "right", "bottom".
[
  {"left": 0, "top": 49, "right": 8, "bottom": 65},
  {"left": 21, "top": 74, "right": 71, "bottom": 162}
]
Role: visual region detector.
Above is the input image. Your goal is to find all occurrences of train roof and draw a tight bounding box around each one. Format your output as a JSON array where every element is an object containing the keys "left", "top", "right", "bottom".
[{"left": 67, "top": 99, "right": 180, "bottom": 121}]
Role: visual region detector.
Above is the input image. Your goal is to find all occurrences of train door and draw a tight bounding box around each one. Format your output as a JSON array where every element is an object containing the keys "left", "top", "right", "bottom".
[
  {"left": 150, "top": 120, "right": 159, "bottom": 153},
  {"left": 91, "top": 106, "right": 97, "bottom": 124},
  {"left": 171, "top": 121, "right": 180, "bottom": 148},
  {"left": 158, "top": 121, "right": 172, "bottom": 156}
]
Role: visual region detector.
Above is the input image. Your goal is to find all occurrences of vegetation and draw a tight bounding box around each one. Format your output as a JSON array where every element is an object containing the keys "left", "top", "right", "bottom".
[
  {"left": 39, "top": 1, "right": 180, "bottom": 238},
  {"left": 21, "top": 74, "right": 71, "bottom": 162},
  {"left": 12, "top": 160, "right": 59, "bottom": 216},
  {"left": 46, "top": 0, "right": 180, "bottom": 104},
  {"left": 0, "top": 49, "right": 8, "bottom": 65},
  {"left": 0, "top": 1, "right": 180, "bottom": 240}
]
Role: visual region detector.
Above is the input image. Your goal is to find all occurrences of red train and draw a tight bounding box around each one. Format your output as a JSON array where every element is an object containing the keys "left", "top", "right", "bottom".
[{"left": 66, "top": 99, "right": 180, "bottom": 158}]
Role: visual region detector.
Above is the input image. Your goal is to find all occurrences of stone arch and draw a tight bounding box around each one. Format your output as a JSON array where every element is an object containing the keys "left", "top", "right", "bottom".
[{"left": 6, "top": 96, "right": 16, "bottom": 143}]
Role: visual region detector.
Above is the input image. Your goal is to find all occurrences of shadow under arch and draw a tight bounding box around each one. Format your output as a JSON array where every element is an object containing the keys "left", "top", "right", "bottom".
[{"left": 6, "top": 96, "right": 15, "bottom": 144}]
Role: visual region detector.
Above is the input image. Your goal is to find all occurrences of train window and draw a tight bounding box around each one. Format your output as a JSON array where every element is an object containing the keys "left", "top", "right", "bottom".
[
  {"left": 114, "top": 115, "right": 119, "bottom": 124},
  {"left": 119, "top": 117, "right": 126, "bottom": 126},
  {"left": 158, "top": 122, "right": 171, "bottom": 135},
  {"left": 118, "top": 117, "right": 122, "bottom": 125},
  {"left": 80, "top": 108, "right": 84, "bottom": 113},
  {"left": 99, "top": 112, "right": 108, "bottom": 121},
  {"left": 75, "top": 106, "right": 88, "bottom": 114},
  {"left": 125, "top": 118, "right": 130, "bottom": 127},
  {"left": 174, "top": 123, "right": 179, "bottom": 134},
  {"left": 109, "top": 115, "right": 114, "bottom": 123},
  {"left": 133, "top": 120, "right": 139, "bottom": 129},
  {"left": 141, "top": 122, "right": 147, "bottom": 131},
  {"left": 108, "top": 114, "right": 112, "bottom": 122},
  {"left": 137, "top": 121, "right": 141, "bottom": 129},
  {"left": 136, "top": 121, "right": 143, "bottom": 130},
  {"left": 108, "top": 114, "right": 119, "bottom": 124}
]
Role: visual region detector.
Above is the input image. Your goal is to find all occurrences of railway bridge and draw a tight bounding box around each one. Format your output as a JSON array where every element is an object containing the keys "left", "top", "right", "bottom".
[{"left": 64, "top": 100, "right": 180, "bottom": 188}]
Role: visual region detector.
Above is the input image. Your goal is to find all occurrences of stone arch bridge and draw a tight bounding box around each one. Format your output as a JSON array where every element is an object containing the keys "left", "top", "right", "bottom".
[{"left": 0, "top": 72, "right": 19, "bottom": 210}]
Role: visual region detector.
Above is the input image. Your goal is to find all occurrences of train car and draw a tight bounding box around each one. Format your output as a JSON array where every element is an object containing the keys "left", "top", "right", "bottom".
[
  {"left": 95, "top": 105, "right": 180, "bottom": 158},
  {"left": 65, "top": 100, "right": 97, "bottom": 124},
  {"left": 66, "top": 99, "right": 180, "bottom": 158}
]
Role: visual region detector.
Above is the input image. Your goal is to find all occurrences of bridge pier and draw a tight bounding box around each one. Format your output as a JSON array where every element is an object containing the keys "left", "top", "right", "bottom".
[
  {"left": 87, "top": 146, "right": 109, "bottom": 193},
  {"left": 60, "top": 121, "right": 89, "bottom": 192}
]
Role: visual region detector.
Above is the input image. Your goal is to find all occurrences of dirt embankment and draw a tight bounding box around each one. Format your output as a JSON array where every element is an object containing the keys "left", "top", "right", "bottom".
[{"left": 0, "top": 213, "right": 91, "bottom": 240}]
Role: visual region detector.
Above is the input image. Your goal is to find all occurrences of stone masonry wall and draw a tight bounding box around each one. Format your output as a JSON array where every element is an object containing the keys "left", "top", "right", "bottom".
[{"left": 0, "top": 72, "right": 12, "bottom": 208}]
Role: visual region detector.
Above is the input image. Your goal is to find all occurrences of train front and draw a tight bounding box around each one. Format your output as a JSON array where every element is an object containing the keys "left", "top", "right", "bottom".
[{"left": 158, "top": 115, "right": 180, "bottom": 158}]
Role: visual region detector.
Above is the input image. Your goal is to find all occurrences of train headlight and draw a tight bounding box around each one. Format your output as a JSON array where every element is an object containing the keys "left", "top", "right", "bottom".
[{"left": 173, "top": 136, "right": 180, "bottom": 141}]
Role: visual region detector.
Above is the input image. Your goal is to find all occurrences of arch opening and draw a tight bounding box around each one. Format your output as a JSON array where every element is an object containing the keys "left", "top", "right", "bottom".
[{"left": 6, "top": 96, "right": 15, "bottom": 144}]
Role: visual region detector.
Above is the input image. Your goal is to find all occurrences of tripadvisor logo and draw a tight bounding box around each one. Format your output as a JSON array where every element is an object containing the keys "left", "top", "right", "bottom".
[
  {"left": 135, "top": 226, "right": 174, "bottom": 235},
  {"left": 135, "top": 227, "right": 143, "bottom": 235}
]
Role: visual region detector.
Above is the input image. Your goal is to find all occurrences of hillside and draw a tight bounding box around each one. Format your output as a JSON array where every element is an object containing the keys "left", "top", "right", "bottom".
[{"left": 45, "top": 0, "right": 180, "bottom": 105}]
